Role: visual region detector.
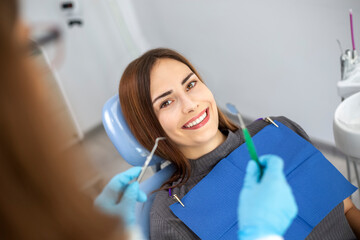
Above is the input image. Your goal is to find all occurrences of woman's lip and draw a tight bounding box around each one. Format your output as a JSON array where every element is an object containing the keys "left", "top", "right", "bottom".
[
  {"left": 183, "top": 108, "right": 207, "bottom": 127},
  {"left": 182, "top": 108, "right": 210, "bottom": 130}
]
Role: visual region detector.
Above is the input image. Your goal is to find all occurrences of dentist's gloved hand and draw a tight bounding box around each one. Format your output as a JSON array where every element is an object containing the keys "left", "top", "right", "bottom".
[
  {"left": 238, "top": 155, "right": 298, "bottom": 240},
  {"left": 95, "top": 167, "right": 147, "bottom": 227}
]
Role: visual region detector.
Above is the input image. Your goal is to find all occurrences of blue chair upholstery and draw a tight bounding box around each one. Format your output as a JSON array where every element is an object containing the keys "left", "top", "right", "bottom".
[
  {"left": 102, "top": 94, "right": 175, "bottom": 238},
  {"left": 102, "top": 94, "right": 164, "bottom": 166}
]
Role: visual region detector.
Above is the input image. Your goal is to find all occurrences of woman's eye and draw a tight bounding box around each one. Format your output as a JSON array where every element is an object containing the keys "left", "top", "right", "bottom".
[
  {"left": 186, "top": 81, "right": 197, "bottom": 91},
  {"left": 160, "top": 100, "right": 172, "bottom": 109}
]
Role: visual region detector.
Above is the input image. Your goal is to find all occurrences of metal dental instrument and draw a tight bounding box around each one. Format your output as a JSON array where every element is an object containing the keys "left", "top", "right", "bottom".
[
  {"left": 340, "top": 53, "right": 348, "bottom": 81},
  {"left": 226, "top": 103, "right": 264, "bottom": 180},
  {"left": 116, "top": 137, "right": 165, "bottom": 204},
  {"left": 29, "top": 27, "right": 61, "bottom": 53},
  {"left": 336, "top": 39, "right": 344, "bottom": 54},
  {"left": 137, "top": 137, "right": 166, "bottom": 183}
]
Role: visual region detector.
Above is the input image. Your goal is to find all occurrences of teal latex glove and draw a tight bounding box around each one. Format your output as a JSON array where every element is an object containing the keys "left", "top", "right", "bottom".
[
  {"left": 94, "top": 167, "right": 147, "bottom": 227},
  {"left": 238, "top": 155, "right": 298, "bottom": 240}
]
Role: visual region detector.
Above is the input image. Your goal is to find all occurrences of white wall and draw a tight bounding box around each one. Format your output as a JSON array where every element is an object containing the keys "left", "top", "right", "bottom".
[
  {"left": 21, "top": 0, "right": 360, "bottom": 144},
  {"left": 20, "top": 0, "right": 142, "bottom": 133}
]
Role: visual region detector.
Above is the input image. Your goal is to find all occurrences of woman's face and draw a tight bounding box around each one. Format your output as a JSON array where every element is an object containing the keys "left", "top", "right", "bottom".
[{"left": 150, "top": 58, "right": 225, "bottom": 159}]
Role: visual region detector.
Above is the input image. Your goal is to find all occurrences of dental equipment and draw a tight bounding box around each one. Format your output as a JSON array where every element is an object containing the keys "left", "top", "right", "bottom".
[
  {"left": 116, "top": 137, "right": 166, "bottom": 204},
  {"left": 337, "top": 10, "right": 360, "bottom": 98},
  {"left": 350, "top": 9, "right": 356, "bottom": 51},
  {"left": 29, "top": 27, "right": 61, "bottom": 53},
  {"left": 137, "top": 137, "right": 166, "bottom": 183},
  {"left": 337, "top": 39, "right": 344, "bottom": 54},
  {"left": 226, "top": 103, "right": 264, "bottom": 179}
]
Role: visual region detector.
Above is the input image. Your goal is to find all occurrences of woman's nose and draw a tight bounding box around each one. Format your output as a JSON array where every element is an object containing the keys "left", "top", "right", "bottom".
[{"left": 181, "top": 95, "right": 198, "bottom": 114}]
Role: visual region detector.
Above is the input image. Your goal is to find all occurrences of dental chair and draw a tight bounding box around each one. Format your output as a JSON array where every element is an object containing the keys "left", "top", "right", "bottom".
[{"left": 102, "top": 94, "right": 175, "bottom": 238}]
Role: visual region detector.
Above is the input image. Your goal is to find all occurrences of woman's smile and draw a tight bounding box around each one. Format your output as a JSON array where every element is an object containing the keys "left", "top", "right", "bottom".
[{"left": 182, "top": 108, "right": 209, "bottom": 129}]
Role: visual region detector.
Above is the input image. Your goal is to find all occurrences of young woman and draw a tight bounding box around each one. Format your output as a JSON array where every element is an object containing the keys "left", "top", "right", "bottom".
[{"left": 119, "top": 48, "right": 360, "bottom": 239}]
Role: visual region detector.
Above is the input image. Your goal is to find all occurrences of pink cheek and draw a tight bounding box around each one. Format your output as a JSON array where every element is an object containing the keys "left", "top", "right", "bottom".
[
  {"left": 158, "top": 115, "right": 173, "bottom": 132},
  {"left": 157, "top": 115, "right": 166, "bottom": 128},
  {"left": 162, "top": 113, "right": 182, "bottom": 133}
]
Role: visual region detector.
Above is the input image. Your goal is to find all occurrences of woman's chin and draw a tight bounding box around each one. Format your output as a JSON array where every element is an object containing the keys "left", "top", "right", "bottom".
[{"left": 181, "top": 127, "right": 221, "bottom": 148}]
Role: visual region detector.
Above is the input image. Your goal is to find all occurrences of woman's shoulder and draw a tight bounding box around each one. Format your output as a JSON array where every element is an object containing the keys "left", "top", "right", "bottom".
[
  {"left": 149, "top": 188, "right": 201, "bottom": 239},
  {"left": 242, "top": 116, "right": 311, "bottom": 142},
  {"left": 308, "top": 201, "right": 357, "bottom": 239},
  {"left": 150, "top": 189, "right": 174, "bottom": 219}
]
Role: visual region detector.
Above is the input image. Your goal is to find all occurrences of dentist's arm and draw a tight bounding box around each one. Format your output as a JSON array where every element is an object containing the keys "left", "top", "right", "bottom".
[
  {"left": 238, "top": 155, "right": 298, "bottom": 240},
  {"left": 94, "top": 167, "right": 147, "bottom": 228}
]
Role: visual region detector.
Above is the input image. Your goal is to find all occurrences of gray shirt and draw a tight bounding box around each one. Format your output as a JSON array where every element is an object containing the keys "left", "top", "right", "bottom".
[{"left": 150, "top": 116, "right": 356, "bottom": 239}]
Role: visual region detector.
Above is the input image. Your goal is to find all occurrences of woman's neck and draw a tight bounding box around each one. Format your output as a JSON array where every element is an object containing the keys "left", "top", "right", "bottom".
[{"left": 180, "top": 130, "right": 227, "bottom": 159}]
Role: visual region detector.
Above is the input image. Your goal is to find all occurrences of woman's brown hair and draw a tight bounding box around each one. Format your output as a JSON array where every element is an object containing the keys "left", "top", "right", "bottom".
[
  {"left": 119, "top": 48, "right": 238, "bottom": 191},
  {"left": 0, "top": 0, "right": 125, "bottom": 239}
]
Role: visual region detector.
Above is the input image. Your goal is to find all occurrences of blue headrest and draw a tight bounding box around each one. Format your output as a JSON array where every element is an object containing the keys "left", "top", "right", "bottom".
[{"left": 102, "top": 94, "right": 164, "bottom": 166}]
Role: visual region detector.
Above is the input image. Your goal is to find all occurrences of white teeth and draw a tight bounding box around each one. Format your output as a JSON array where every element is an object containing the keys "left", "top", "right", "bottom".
[{"left": 184, "top": 111, "right": 207, "bottom": 128}]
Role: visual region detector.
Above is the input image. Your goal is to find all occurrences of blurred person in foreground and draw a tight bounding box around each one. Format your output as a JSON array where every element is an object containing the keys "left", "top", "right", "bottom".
[{"left": 0, "top": 0, "right": 138, "bottom": 238}]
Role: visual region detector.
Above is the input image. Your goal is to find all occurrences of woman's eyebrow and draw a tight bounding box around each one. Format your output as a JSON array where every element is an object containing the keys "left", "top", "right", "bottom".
[
  {"left": 181, "top": 72, "right": 194, "bottom": 85},
  {"left": 152, "top": 72, "right": 194, "bottom": 105},
  {"left": 152, "top": 90, "right": 173, "bottom": 105}
]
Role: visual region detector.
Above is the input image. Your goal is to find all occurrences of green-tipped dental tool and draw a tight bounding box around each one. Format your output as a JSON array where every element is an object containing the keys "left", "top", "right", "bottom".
[{"left": 226, "top": 103, "right": 264, "bottom": 180}]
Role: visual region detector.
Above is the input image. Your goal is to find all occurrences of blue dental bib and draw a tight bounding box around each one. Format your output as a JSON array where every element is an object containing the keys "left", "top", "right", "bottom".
[{"left": 170, "top": 121, "right": 357, "bottom": 240}]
